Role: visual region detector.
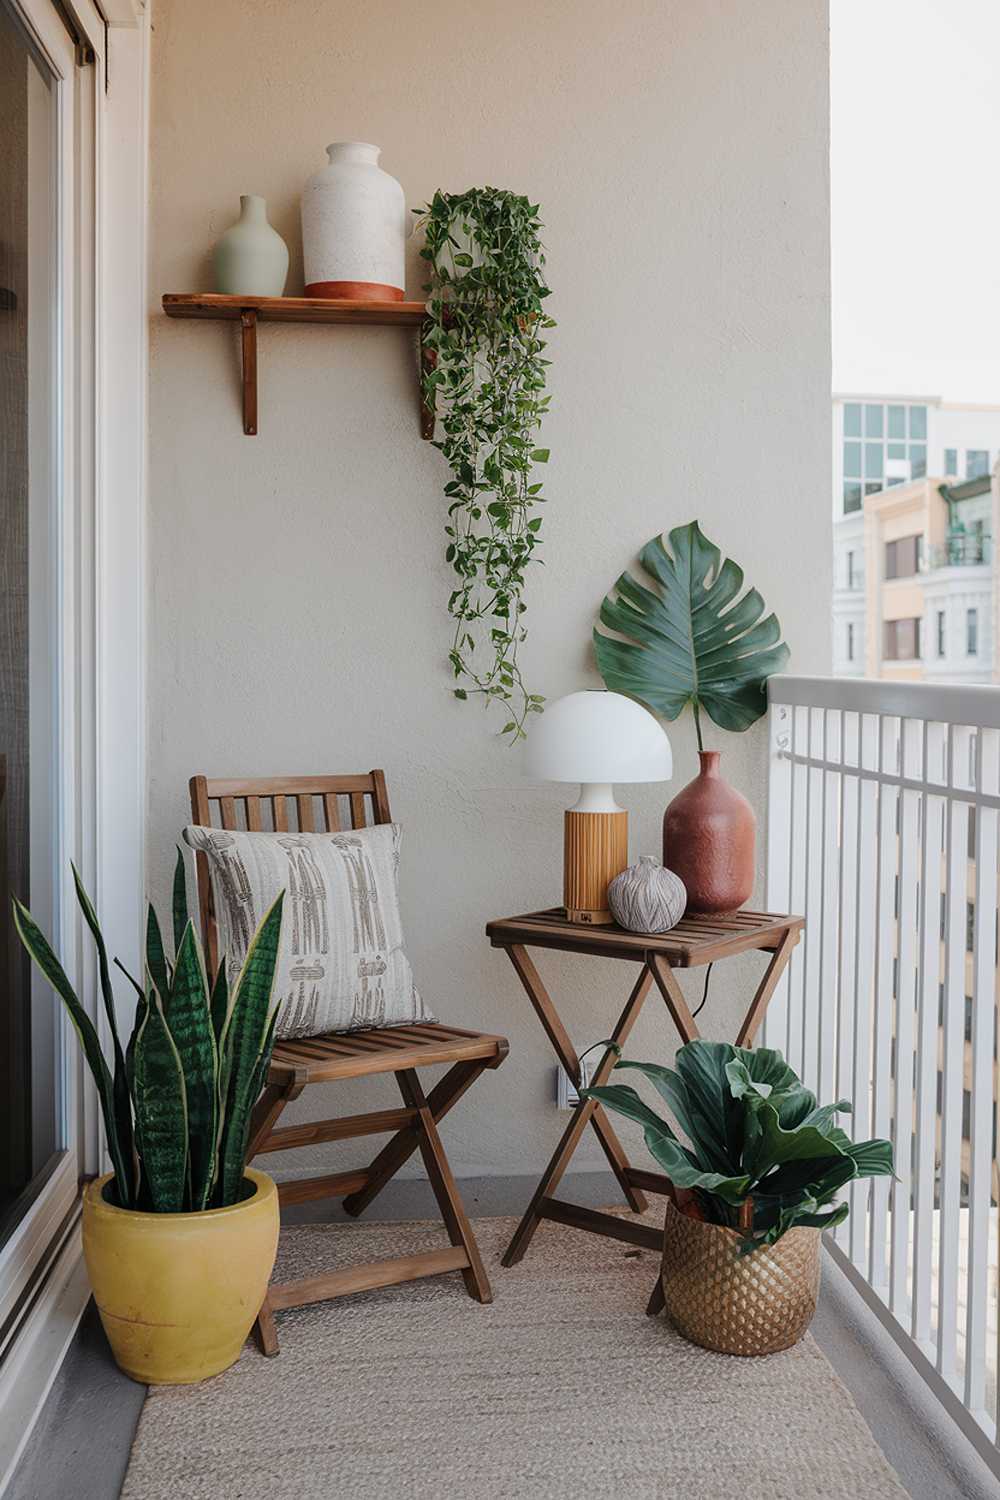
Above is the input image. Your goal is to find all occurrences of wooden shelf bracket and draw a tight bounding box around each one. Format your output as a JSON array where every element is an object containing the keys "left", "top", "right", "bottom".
[
  {"left": 162, "top": 294, "right": 431, "bottom": 439},
  {"left": 419, "top": 321, "right": 436, "bottom": 441},
  {"left": 240, "top": 309, "right": 258, "bottom": 436}
]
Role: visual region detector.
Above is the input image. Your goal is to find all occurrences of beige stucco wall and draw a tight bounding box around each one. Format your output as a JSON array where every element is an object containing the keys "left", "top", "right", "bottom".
[{"left": 147, "top": 0, "right": 831, "bottom": 1181}]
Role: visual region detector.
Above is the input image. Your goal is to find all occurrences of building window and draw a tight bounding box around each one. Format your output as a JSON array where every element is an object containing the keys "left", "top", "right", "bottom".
[
  {"left": 864, "top": 443, "right": 884, "bottom": 481},
  {"left": 936, "top": 610, "right": 946, "bottom": 656},
  {"left": 966, "top": 450, "right": 989, "bottom": 479},
  {"left": 841, "top": 402, "right": 927, "bottom": 512},
  {"left": 847, "top": 622, "right": 855, "bottom": 661},
  {"left": 846, "top": 550, "right": 855, "bottom": 587},
  {"left": 885, "top": 535, "right": 920, "bottom": 579},
  {"left": 945, "top": 448, "right": 958, "bottom": 476},
  {"left": 884, "top": 617, "right": 921, "bottom": 661},
  {"left": 967, "top": 607, "right": 978, "bottom": 655}
]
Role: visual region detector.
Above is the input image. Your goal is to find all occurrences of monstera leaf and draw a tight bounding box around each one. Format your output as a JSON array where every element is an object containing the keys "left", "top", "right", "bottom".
[{"left": 594, "top": 521, "right": 790, "bottom": 739}]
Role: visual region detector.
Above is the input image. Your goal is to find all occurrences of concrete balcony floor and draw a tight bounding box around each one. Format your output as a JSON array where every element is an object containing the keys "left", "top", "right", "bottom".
[{"left": 10, "top": 1173, "right": 1000, "bottom": 1500}]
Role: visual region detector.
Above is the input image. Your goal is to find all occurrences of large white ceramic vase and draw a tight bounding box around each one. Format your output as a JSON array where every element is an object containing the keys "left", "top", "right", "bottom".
[{"left": 301, "top": 141, "right": 405, "bottom": 301}]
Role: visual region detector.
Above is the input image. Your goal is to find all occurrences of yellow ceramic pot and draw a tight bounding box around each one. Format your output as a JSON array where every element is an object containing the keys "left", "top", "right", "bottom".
[{"left": 82, "top": 1168, "right": 279, "bottom": 1384}]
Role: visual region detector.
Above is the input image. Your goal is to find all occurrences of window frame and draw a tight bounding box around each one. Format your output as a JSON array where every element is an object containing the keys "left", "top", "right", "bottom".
[
  {"left": 885, "top": 534, "right": 920, "bottom": 581},
  {"left": 884, "top": 617, "right": 921, "bottom": 662},
  {"left": 0, "top": 0, "right": 147, "bottom": 1479},
  {"left": 967, "top": 607, "right": 979, "bottom": 656}
]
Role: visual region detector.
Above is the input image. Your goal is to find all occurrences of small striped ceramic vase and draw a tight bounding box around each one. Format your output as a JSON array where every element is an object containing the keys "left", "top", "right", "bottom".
[{"left": 607, "top": 855, "right": 686, "bottom": 934}]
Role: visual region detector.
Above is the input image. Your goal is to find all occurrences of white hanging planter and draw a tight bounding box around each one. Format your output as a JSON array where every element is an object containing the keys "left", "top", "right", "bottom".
[{"left": 301, "top": 142, "right": 405, "bottom": 301}]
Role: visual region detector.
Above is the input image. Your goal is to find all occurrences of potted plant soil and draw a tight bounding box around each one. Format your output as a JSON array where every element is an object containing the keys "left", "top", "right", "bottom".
[
  {"left": 594, "top": 521, "right": 789, "bottom": 912},
  {"left": 13, "top": 857, "right": 284, "bottom": 1384},
  {"left": 583, "top": 1040, "right": 893, "bottom": 1355}
]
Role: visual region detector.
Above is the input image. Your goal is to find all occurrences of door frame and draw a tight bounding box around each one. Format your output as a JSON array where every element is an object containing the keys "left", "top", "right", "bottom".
[{"left": 0, "top": 0, "right": 148, "bottom": 1487}]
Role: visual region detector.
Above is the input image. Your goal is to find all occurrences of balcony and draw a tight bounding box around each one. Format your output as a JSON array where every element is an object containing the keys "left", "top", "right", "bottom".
[
  {"left": 10, "top": 0, "right": 1000, "bottom": 1495},
  {"left": 929, "top": 536, "right": 993, "bottom": 570},
  {"left": 768, "top": 674, "right": 1000, "bottom": 1487},
  {"left": 11, "top": 675, "right": 1000, "bottom": 1500}
]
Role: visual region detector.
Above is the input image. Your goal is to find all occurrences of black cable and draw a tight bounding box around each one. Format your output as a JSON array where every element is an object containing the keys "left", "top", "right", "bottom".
[
  {"left": 578, "top": 961, "right": 714, "bottom": 1082},
  {"left": 691, "top": 961, "right": 713, "bottom": 1020}
]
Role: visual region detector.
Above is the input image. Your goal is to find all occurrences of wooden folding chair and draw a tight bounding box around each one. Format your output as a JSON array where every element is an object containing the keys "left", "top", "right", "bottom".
[{"left": 189, "top": 770, "right": 509, "bottom": 1355}]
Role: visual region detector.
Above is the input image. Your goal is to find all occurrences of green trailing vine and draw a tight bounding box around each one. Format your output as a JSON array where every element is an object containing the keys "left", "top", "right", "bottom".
[{"left": 417, "top": 187, "right": 555, "bottom": 741}]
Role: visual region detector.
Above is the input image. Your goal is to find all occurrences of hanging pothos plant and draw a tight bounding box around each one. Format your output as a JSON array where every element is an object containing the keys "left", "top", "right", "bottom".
[{"left": 417, "top": 188, "right": 555, "bottom": 741}]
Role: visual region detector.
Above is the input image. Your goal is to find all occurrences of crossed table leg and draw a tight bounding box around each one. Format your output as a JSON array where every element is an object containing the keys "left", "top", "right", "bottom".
[{"left": 499, "top": 931, "right": 798, "bottom": 1276}]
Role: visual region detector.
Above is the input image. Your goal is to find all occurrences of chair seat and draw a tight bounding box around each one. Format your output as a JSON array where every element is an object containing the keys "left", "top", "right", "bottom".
[{"left": 269, "top": 1022, "right": 508, "bottom": 1084}]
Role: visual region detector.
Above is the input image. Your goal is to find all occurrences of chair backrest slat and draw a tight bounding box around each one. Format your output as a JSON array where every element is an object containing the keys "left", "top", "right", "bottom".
[{"left": 188, "top": 771, "right": 393, "bottom": 979}]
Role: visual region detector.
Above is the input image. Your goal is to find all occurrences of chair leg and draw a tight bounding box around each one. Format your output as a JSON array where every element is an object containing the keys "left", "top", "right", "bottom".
[
  {"left": 396, "top": 1070, "right": 492, "bottom": 1304},
  {"left": 247, "top": 1076, "right": 302, "bottom": 1357},
  {"left": 256, "top": 1294, "right": 280, "bottom": 1356},
  {"left": 342, "top": 1059, "right": 488, "bottom": 1218}
]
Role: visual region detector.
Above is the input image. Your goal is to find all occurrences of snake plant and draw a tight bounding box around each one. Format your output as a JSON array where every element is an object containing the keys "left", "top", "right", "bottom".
[
  {"left": 594, "top": 520, "right": 790, "bottom": 750},
  {"left": 12, "top": 853, "right": 284, "bottom": 1212},
  {"left": 582, "top": 1039, "right": 894, "bottom": 1250}
]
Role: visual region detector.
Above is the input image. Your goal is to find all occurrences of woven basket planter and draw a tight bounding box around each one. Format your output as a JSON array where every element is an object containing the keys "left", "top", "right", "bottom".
[{"left": 660, "top": 1197, "right": 821, "bottom": 1356}]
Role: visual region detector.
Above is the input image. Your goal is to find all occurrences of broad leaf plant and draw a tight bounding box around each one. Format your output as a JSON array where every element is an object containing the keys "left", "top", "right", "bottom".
[
  {"left": 583, "top": 1039, "right": 894, "bottom": 1251},
  {"left": 418, "top": 187, "right": 554, "bottom": 741},
  {"left": 13, "top": 855, "right": 284, "bottom": 1212},
  {"left": 594, "top": 520, "right": 790, "bottom": 749}
]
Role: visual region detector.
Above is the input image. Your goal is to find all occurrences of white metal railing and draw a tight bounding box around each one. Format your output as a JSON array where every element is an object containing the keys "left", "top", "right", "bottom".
[{"left": 765, "top": 674, "right": 1000, "bottom": 1475}]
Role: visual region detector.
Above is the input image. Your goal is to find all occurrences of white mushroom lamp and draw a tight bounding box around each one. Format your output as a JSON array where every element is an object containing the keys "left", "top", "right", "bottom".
[{"left": 525, "top": 691, "right": 673, "bottom": 925}]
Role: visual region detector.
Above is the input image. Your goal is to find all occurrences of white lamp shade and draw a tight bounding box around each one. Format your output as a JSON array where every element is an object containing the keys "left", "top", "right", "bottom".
[{"left": 524, "top": 691, "right": 672, "bottom": 785}]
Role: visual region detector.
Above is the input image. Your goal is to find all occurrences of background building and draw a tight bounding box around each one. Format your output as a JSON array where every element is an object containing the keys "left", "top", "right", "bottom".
[{"left": 833, "top": 395, "right": 1000, "bottom": 678}]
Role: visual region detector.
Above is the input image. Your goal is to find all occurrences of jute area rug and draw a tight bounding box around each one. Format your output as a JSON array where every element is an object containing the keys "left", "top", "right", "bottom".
[{"left": 122, "top": 1213, "right": 907, "bottom": 1500}]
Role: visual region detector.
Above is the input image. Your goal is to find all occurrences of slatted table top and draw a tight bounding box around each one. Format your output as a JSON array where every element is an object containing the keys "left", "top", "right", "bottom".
[{"left": 485, "top": 907, "right": 804, "bottom": 967}]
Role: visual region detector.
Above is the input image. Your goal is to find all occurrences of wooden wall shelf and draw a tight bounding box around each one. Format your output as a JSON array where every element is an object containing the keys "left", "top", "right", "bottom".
[{"left": 162, "top": 294, "right": 430, "bottom": 438}]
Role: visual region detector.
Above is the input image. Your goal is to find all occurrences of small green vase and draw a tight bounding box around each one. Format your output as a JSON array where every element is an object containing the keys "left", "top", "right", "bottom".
[{"left": 213, "top": 195, "right": 288, "bottom": 297}]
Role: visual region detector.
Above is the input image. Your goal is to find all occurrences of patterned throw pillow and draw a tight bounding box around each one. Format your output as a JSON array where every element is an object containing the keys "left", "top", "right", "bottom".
[{"left": 181, "top": 822, "right": 433, "bottom": 1039}]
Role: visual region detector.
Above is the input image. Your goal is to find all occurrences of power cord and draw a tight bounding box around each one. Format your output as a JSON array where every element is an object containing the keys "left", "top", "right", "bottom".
[
  {"left": 577, "top": 962, "right": 715, "bottom": 1083},
  {"left": 691, "top": 961, "right": 713, "bottom": 1020}
]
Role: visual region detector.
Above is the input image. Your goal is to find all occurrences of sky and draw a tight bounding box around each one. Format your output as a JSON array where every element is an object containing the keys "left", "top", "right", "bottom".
[{"left": 832, "top": 0, "right": 1000, "bottom": 403}]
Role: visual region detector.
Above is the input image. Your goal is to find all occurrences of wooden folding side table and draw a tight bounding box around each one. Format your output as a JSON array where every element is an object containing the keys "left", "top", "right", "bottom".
[{"left": 485, "top": 907, "right": 803, "bottom": 1273}]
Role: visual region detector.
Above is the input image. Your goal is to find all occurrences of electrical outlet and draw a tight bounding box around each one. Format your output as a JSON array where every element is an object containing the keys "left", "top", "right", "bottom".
[{"left": 556, "top": 1055, "right": 596, "bottom": 1110}]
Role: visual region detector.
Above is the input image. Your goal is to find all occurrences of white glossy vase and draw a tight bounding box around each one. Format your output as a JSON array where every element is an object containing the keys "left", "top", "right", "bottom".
[
  {"left": 301, "top": 141, "right": 405, "bottom": 301},
  {"left": 212, "top": 195, "right": 289, "bottom": 297}
]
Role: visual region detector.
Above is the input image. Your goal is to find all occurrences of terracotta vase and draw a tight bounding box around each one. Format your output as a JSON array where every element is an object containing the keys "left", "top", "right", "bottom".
[{"left": 662, "top": 750, "right": 755, "bottom": 913}]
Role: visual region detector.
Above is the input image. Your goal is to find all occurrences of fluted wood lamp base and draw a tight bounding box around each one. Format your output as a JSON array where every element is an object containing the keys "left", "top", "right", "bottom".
[{"left": 563, "top": 808, "right": 628, "bottom": 925}]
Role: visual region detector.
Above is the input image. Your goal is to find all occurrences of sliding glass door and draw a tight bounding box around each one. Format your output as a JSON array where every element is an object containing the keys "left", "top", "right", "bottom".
[
  {"left": 0, "top": 0, "right": 62, "bottom": 1244},
  {"left": 0, "top": 0, "right": 146, "bottom": 1469}
]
